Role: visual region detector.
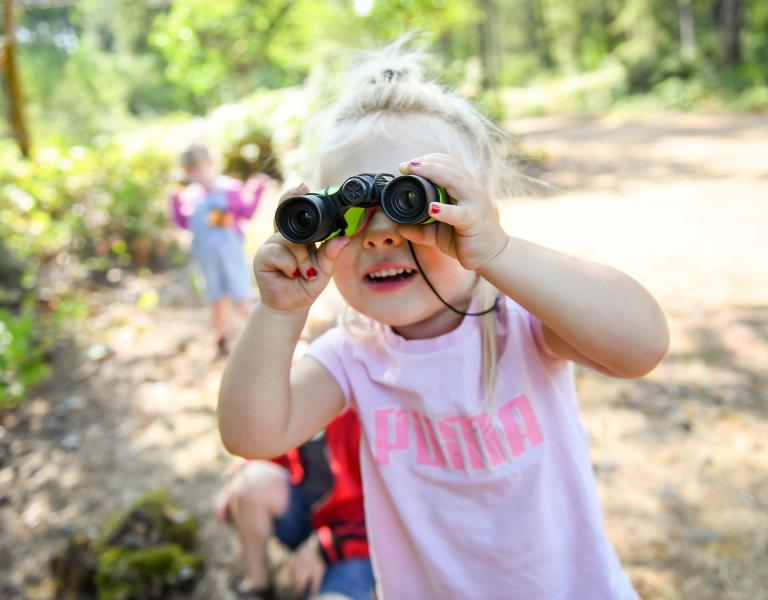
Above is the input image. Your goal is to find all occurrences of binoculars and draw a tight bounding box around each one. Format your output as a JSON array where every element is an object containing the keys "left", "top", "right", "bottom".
[{"left": 275, "top": 173, "right": 448, "bottom": 243}]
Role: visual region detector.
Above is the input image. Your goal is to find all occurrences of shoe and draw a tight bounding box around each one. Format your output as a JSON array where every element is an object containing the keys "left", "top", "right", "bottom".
[
  {"left": 228, "top": 574, "right": 274, "bottom": 600},
  {"left": 216, "top": 335, "right": 229, "bottom": 357}
]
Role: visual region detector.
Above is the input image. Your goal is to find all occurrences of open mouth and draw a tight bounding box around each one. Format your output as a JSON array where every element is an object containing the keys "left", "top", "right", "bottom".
[{"left": 364, "top": 267, "right": 418, "bottom": 284}]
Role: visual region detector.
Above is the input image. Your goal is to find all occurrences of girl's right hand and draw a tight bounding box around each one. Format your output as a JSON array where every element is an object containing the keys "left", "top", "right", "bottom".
[{"left": 253, "top": 184, "right": 350, "bottom": 314}]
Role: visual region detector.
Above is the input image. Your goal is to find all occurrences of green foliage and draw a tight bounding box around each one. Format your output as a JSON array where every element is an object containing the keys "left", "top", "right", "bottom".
[
  {"left": 94, "top": 489, "right": 204, "bottom": 599},
  {"left": 0, "top": 307, "right": 52, "bottom": 406},
  {"left": 0, "top": 134, "right": 174, "bottom": 405},
  {"left": 49, "top": 489, "right": 204, "bottom": 599},
  {"left": 0, "top": 291, "right": 88, "bottom": 407},
  {"left": 9, "top": 0, "right": 768, "bottom": 146},
  {"left": 0, "top": 138, "right": 172, "bottom": 269},
  {"left": 96, "top": 545, "right": 203, "bottom": 599}
]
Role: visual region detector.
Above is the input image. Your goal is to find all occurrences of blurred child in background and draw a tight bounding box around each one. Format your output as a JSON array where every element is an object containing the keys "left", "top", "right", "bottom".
[
  {"left": 170, "top": 144, "right": 269, "bottom": 355},
  {"left": 216, "top": 409, "right": 373, "bottom": 600}
]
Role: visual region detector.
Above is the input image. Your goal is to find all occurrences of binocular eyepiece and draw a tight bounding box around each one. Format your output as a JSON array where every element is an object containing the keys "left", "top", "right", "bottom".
[{"left": 275, "top": 173, "right": 446, "bottom": 244}]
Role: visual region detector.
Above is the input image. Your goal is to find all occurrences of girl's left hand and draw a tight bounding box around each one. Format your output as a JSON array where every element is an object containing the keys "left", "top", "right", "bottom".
[{"left": 396, "top": 153, "right": 509, "bottom": 272}]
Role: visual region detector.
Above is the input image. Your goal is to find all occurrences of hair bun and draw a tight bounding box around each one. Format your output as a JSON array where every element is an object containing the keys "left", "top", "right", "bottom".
[{"left": 371, "top": 68, "right": 409, "bottom": 84}]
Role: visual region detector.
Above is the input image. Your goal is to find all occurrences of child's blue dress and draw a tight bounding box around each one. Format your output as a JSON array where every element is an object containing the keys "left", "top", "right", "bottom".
[{"left": 187, "top": 179, "right": 253, "bottom": 302}]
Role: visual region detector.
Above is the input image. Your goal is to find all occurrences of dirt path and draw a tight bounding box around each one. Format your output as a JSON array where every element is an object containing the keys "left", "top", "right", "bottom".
[
  {"left": 1, "top": 112, "right": 766, "bottom": 599},
  {"left": 508, "top": 112, "right": 768, "bottom": 599}
]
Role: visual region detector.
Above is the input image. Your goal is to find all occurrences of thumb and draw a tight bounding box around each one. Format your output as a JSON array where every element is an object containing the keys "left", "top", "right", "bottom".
[
  {"left": 278, "top": 182, "right": 310, "bottom": 204},
  {"left": 398, "top": 223, "right": 438, "bottom": 248},
  {"left": 316, "top": 235, "right": 351, "bottom": 276}
]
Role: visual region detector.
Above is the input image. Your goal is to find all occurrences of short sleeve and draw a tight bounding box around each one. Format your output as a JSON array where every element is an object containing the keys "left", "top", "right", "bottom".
[
  {"left": 304, "top": 326, "right": 353, "bottom": 409},
  {"left": 527, "top": 312, "right": 564, "bottom": 362},
  {"left": 502, "top": 295, "right": 563, "bottom": 363}
]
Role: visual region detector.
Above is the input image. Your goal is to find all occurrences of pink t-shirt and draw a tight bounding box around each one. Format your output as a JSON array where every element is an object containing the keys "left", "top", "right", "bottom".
[{"left": 306, "top": 294, "right": 638, "bottom": 599}]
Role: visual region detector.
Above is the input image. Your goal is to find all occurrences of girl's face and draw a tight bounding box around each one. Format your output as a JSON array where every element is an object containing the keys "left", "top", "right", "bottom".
[{"left": 326, "top": 127, "right": 477, "bottom": 339}]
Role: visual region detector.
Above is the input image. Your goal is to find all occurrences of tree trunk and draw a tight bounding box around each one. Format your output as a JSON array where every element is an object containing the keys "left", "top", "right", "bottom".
[
  {"left": 718, "top": 0, "right": 743, "bottom": 66},
  {"left": 477, "top": 0, "right": 499, "bottom": 91},
  {"left": 533, "top": 0, "right": 554, "bottom": 69},
  {"left": 678, "top": 0, "right": 696, "bottom": 59},
  {"left": 1, "top": 0, "right": 31, "bottom": 158}
]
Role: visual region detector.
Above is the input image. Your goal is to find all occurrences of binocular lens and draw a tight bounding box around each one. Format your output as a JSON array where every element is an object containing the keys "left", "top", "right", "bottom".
[
  {"left": 381, "top": 175, "right": 438, "bottom": 224},
  {"left": 275, "top": 195, "right": 335, "bottom": 243}
]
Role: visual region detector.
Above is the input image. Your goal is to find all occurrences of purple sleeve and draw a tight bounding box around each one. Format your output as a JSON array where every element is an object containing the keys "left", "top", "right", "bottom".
[
  {"left": 227, "top": 178, "right": 266, "bottom": 220},
  {"left": 169, "top": 191, "right": 189, "bottom": 229},
  {"left": 303, "top": 326, "right": 352, "bottom": 410}
]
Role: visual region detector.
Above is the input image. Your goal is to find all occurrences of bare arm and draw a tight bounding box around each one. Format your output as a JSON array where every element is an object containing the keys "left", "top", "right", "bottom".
[
  {"left": 218, "top": 303, "right": 345, "bottom": 458},
  {"left": 478, "top": 237, "right": 669, "bottom": 378},
  {"left": 396, "top": 154, "right": 669, "bottom": 379},
  {"left": 218, "top": 185, "right": 350, "bottom": 459}
]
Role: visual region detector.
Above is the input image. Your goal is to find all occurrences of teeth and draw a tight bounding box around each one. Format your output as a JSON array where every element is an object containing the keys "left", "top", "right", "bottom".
[{"left": 367, "top": 268, "right": 415, "bottom": 280}]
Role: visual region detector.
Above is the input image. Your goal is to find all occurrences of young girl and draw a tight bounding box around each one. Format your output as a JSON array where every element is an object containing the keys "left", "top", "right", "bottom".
[
  {"left": 170, "top": 144, "right": 268, "bottom": 355},
  {"left": 219, "top": 47, "right": 669, "bottom": 599}
]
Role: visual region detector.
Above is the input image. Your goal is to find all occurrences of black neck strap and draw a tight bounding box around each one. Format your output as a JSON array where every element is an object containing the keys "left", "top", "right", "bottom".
[{"left": 407, "top": 241, "right": 499, "bottom": 317}]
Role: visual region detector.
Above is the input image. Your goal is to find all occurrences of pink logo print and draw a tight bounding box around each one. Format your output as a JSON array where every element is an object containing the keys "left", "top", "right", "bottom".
[
  {"left": 373, "top": 395, "right": 543, "bottom": 471},
  {"left": 374, "top": 407, "right": 409, "bottom": 465}
]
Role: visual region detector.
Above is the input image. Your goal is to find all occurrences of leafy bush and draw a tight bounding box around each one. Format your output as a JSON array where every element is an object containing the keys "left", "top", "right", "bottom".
[
  {"left": 0, "top": 308, "right": 52, "bottom": 407},
  {"left": 50, "top": 489, "right": 204, "bottom": 599}
]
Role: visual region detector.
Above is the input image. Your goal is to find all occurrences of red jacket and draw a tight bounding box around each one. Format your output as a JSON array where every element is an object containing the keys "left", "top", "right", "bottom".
[{"left": 272, "top": 409, "right": 368, "bottom": 564}]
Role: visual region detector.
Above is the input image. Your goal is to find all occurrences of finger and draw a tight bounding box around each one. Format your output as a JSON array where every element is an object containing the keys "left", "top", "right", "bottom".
[
  {"left": 278, "top": 182, "right": 310, "bottom": 205},
  {"left": 400, "top": 222, "right": 459, "bottom": 260},
  {"left": 292, "top": 565, "right": 308, "bottom": 594},
  {"left": 296, "top": 248, "right": 321, "bottom": 280},
  {"left": 398, "top": 223, "right": 437, "bottom": 248},
  {"left": 426, "top": 200, "right": 476, "bottom": 233},
  {"left": 400, "top": 152, "right": 459, "bottom": 169},
  {"left": 399, "top": 161, "right": 470, "bottom": 203},
  {"left": 310, "top": 571, "right": 323, "bottom": 596},
  {"left": 254, "top": 238, "right": 308, "bottom": 279},
  {"left": 315, "top": 235, "right": 351, "bottom": 277}
]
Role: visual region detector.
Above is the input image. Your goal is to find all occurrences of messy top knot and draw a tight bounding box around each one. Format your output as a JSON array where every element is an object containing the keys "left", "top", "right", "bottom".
[{"left": 308, "top": 39, "right": 516, "bottom": 202}]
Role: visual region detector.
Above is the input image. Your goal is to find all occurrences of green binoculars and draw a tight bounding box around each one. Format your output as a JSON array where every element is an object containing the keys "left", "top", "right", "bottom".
[{"left": 275, "top": 173, "right": 448, "bottom": 244}]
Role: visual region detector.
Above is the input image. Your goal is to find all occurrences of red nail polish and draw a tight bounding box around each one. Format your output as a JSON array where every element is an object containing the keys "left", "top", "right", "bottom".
[
  {"left": 430, "top": 203, "right": 441, "bottom": 214},
  {"left": 291, "top": 269, "right": 299, "bottom": 278},
  {"left": 307, "top": 267, "right": 318, "bottom": 277},
  {"left": 409, "top": 161, "right": 421, "bottom": 167}
]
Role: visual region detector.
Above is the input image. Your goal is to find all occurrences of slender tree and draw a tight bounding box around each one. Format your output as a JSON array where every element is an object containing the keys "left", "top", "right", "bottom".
[
  {"left": 718, "top": 0, "right": 743, "bottom": 65},
  {"left": 1, "top": 0, "right": 31, "bottom": 157},
  {"left": 477, "top": 0, "right": 500, "bottom": 90}
]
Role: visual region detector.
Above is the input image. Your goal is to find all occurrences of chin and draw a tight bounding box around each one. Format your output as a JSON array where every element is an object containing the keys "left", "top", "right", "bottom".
[{"left": 355, "top": 296, "right": 443, "bottom": 329}]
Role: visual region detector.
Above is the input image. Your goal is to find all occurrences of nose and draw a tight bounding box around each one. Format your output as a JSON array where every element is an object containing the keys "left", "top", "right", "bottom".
[{"left": 362, "top": 208, "right": 402, "bottom": 249}]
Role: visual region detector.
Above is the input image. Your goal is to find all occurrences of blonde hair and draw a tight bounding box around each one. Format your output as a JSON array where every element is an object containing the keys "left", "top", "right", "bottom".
[{"left": 309, "top": 40, "right": 517, "bottom": 405}]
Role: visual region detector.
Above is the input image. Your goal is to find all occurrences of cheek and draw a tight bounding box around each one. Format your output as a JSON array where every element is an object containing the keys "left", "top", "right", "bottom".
[
  {"left": 416, "top": 248, "right": 465, "bottom": 282},
  {"left": 331, "top": 244, "right": 361, "bottom": 296}
]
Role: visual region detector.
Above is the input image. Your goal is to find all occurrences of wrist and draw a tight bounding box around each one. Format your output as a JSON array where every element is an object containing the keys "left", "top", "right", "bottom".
[
  {"left": 473, "top": 232, "right": 511, "bottom": 276},
  {"left": 257, "top": 299, "right": 310, "bottom": 322}
]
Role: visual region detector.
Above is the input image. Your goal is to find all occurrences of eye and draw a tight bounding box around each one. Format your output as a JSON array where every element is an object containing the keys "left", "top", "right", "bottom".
[{"left": 349, "top": 207, "right": 378, "bottom": 237}]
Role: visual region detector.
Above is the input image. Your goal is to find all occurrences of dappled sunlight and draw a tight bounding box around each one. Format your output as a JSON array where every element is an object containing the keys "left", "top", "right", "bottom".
[{"left": 3, "top": 0, "right": 767, "bottom": 592}]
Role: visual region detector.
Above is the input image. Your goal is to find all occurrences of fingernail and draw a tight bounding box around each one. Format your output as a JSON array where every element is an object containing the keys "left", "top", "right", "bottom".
[
  {"left": 409, "top": 161, "right": 421, "bottom": 167},
  {"left": 291, "top": 269, "right": 299, "bottom": 278},
  {"left": 307, "top": 267, "right": 318, "bottom": 278},
  {"left": 430, "top": 203, "right": 441, "bottom": 214}
]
